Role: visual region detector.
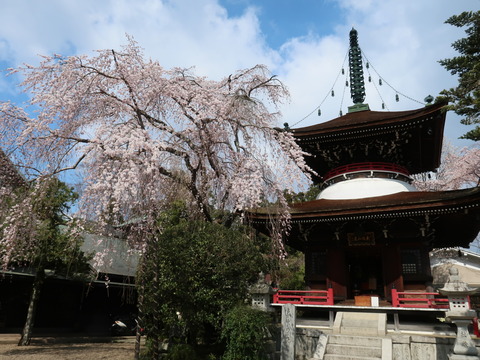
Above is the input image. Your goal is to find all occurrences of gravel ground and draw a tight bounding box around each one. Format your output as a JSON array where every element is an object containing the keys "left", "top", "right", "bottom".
[
  {"left": 0, "top": 342, "right": 137, "bottom": 360},
  {"left": 0, "top": 336, "right": 142, "bottom": 360}
]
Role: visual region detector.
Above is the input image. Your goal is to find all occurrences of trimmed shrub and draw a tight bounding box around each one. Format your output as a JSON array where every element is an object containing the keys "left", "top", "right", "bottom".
[{"left": 221, "top": 305, "right": 272, "bottom": 360}]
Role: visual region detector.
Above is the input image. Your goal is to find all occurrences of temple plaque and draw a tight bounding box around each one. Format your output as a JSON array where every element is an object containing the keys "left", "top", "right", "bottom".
[{"left": 347, "top": 232, "right": 375, "bottom": 246}]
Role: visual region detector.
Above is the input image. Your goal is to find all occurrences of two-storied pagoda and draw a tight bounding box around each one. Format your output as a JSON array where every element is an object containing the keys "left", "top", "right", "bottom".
[{"left": 250, "top": 29, "right": 480, "bottom": 303}]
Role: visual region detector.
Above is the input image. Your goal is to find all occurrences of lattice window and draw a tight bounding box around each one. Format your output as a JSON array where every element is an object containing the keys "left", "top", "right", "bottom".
[
  {"left": 309, "top": 251, "right": 327, "bottom": 275},
  {"left": 401, "top": 249, "right": 421, "bottom": 275}
]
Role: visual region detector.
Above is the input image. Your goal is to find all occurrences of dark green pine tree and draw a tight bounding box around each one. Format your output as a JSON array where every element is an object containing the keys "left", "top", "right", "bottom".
[{"left": 439, "top": 10, "right": 480, "bottom": 141}]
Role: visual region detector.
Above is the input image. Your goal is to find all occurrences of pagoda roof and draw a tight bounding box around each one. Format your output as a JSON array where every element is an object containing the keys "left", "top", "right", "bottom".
[
  {"left": 291, "top": 102, "right": 447, "bottom": 178},
  {"left": 292, "top": 101, "right": 446, "bottom": 140},
  {"left": 248, "top": 187, "right": 480, "bottom": 248},
  {"left": 250, "top": 187, "right": 480, "bottom": 221},
  {"left": 287, "top": 187, "right": 480, "bottom": 220}
]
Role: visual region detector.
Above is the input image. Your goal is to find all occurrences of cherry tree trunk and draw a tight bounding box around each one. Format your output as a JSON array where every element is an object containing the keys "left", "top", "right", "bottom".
[{"left": 18, "top": 268, "right": 45, "bottom": 346}]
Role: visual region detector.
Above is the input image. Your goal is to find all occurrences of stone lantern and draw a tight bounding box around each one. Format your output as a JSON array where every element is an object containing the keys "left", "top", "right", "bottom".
[
  {"left": 249, "top": 272, "right": 275, "bottom": 312},
  {"left": 438, "top": 267, "right": 479, "bottom": 359}
]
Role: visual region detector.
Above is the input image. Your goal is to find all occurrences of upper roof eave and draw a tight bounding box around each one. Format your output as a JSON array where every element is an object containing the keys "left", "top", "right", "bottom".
[{"left": 292, "top": 101, "right": 447, "bottom": 139}]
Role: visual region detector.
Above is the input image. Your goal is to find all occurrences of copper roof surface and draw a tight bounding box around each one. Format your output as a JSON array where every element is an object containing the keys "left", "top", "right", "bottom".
[
  {"left": 292, "top": 102, "right": 447, "bottom": 138},
  {"left": 249, "top": 187, "right": 480, "bottom": 221},
  {"left": 293, "top": 188, "right": 480, "bottom": 219},
  {"left": 292, "top": 102, "right": 447, "bottom": 178}
]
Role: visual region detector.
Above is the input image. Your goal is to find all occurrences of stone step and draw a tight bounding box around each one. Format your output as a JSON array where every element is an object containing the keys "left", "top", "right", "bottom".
[
  {"left": 328, "top": 335, "right": 383, "bottom": 348},
  {"left": 326, "top": 344, "right": 382, "bottom": 358},
  {"left": 339, "top": 327, "right": 380, "bottom": 336},
  {"left": 323, "top": 355, "right": 381, "bottom": 360},
  {"left": 333, "top": 312, "right": 387, "bottom": 336},
  {"left": 341, "top": 312, "right": 380, "bottom": 320},
  {"left": 340, "top": 319, "right": 378, "bottom": 328}
]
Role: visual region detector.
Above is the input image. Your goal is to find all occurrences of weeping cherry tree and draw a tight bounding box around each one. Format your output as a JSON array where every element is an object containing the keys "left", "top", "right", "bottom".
[{"left": 0, "top": 37, "right": 312, "bottom": 352}]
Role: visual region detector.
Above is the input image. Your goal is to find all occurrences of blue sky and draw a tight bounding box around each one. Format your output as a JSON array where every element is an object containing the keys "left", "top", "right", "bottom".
[
  {"left": 0, "top": 0, "right": 479, "bottom": 146},
  {"left": 219, "top": 0, "right": 342, "bottom": 49}
]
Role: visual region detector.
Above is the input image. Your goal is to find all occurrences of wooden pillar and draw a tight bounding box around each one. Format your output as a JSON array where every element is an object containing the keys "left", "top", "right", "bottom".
[
  {"left": 382, "top": 245, "right": 403, "bottom": 300},
  {"left": 326, "top": 247, "right": 347, "bottom": 299}
]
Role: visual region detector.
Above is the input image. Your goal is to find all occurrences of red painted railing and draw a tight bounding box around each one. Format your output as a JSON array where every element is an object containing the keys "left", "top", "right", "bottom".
[
  {"left": 273, "top": 288, "right": 334, "bottom": 305},
  {"left": 391, "top": 289, "right": 449, "bottom": 309},
  {"left": 473, "top": 317, "right": 480, "bottom": 337},
  {"left": 324, "top": 162, "right": 410, "bottom": 181}
]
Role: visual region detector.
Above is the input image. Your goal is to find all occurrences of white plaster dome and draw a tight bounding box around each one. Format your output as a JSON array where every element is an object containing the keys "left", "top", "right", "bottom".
[
  {"left": 317, "top": 162, "right": 417, "bottom": 200},
  {"left": 317, "top": 177, "right": 417, "bottom": 200}
]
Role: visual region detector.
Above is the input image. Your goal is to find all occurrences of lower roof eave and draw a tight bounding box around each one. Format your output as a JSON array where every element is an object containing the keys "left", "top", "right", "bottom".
[{"left": 248, "top": 187, "right": 480, "bottom": 224}]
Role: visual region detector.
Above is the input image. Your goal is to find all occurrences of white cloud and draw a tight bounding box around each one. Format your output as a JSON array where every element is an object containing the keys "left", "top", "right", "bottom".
[
  {"left": 272, "top": 0, "right": 480, "bottom": 145},
  {"left": 0, "top": 0, "right": 478, "bottom": 144},
  {"left": 0, "top": 0, "right": 275, "bottom": 79},
  {"left": 273, "top": 34, "right": 348, "bottom": 125}
]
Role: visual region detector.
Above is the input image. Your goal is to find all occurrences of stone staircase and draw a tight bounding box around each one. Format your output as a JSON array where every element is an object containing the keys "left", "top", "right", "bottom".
[
  {"left": 310, "top": 312, "right": 392, "bottom": 360},
  {"left": 333, "top": 312, "right": 387, "bottom": 336},
  {"left": 322, "top": 334, "right": 391, "bottom": 360}
]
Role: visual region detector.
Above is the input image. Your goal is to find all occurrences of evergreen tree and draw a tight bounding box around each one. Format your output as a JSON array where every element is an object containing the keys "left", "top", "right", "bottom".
[
  {"left": 135, "top": 202, "right": 271, "bottom": 358},
  {"left": 439, "top": 10, "right": 480, "bottom": 141}
]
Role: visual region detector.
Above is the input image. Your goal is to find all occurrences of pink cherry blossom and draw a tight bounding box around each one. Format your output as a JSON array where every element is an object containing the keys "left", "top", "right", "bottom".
[
  {"left": 0, "top": 37, "right": 312, "bottom": 263},
  {"left": 413, "top": 142, "right": 480, "bottom": 191}
]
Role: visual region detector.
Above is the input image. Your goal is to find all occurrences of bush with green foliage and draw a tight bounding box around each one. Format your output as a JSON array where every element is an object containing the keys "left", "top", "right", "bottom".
[
  {"left": 221, "top": 304, "right": 272, "bottom": 360},
  {"left": 163, "top": 344, "right": 198, "bottom": 360},
  {"left": 137, "top": 202, "right": 271, "bottom": 358},
  {"left": 275, "top": 247, "right": 305, "bottom": 290}
]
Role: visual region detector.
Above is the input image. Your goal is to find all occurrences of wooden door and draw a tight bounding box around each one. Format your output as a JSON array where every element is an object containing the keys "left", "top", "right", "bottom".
[
  {"left": 326, "top": 247, "right": 347, "bottom": 299},
  {"left": 382, "top": 245, "right": 403, "bottom": 299}
]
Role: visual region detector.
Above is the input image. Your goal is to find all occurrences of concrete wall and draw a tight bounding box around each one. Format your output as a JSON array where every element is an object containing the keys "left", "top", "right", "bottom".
[
  {"left": 293, "top": 328, "right": 480, "bottom": 360},
  {"left": 295, "top": 328, "right": 322, "bottom": 360},
  {"left": 391, "top": 334, "right": 480, "bottom": 360}
]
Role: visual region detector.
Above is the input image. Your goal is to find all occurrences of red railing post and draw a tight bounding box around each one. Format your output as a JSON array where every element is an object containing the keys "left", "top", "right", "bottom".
[
  {"left": 473, "top": 317, "right": 480, "bottom": 337},
  {"left": 327, "top": 288, "right": 334, "bottom": 305},
  {"left": 391, "top": 289, "right": 399, "bottom": 307},
  {"left": 273, "top": 292, "right": 279, "bottom": 303}
]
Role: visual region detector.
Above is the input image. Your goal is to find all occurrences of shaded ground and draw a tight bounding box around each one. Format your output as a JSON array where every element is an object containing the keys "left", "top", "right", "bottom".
[{"left": 0, "top": 335, "right": 141, "bottom": 360}]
